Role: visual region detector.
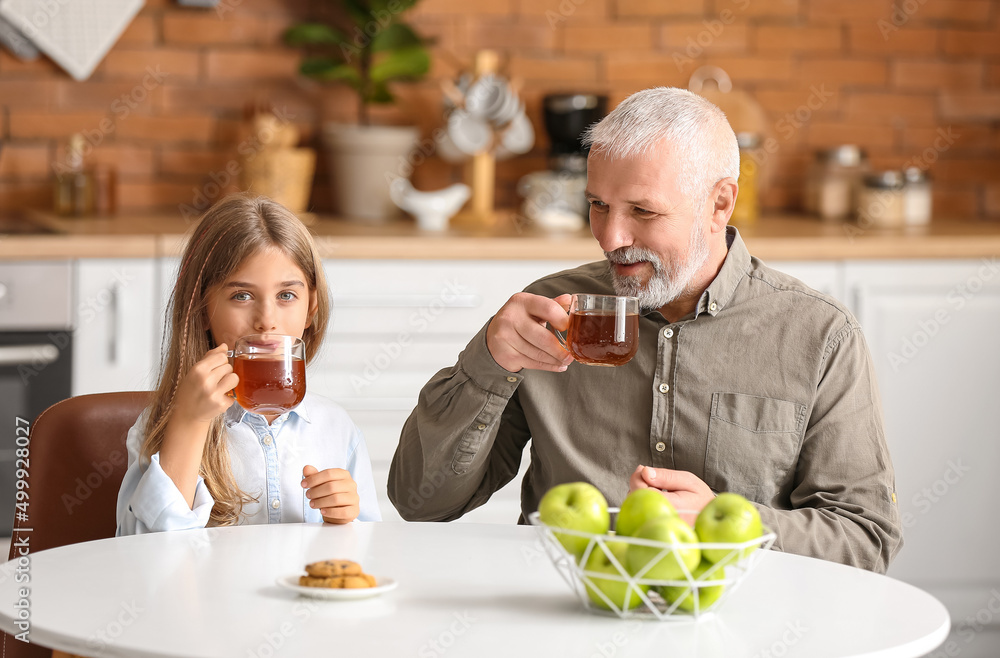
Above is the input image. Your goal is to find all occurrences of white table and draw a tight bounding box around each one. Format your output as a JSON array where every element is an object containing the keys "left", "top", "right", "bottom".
[{"left": 0, "top": 522, "right": 948, "bottom": 658}]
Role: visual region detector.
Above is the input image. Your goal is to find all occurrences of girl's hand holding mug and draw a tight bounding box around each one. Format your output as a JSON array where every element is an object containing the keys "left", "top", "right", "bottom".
[
  {"left": 174, "top": 343, "right": 240, "bottom": 424},
  {"left": 302, "top": 465, "right": 360, "bottom": 524}
]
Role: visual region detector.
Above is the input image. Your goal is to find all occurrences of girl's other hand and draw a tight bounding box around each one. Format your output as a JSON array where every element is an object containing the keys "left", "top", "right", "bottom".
[
  {"left": 173, "top": 343, "right": 239, "bottom": 424},
  {"left": 301, "top": 465, "right": 360, "bottom": 524}
]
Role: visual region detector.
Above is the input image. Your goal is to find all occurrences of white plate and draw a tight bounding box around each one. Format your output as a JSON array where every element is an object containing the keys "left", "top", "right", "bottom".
[{"left": 276, "top": 575, "right": 398, "bottom": 600}]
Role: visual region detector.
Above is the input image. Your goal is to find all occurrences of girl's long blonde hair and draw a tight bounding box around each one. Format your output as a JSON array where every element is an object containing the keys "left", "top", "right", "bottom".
[{"left": 142, "top": 195, "right": 330, "bottom": 526}]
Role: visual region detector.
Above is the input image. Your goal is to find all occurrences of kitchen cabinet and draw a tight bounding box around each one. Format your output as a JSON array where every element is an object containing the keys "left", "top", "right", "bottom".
[
  {"left": 845, "top": 259, "right": 1000, "bottom": 631},
  {"left": 72, "top": 259, "right": 157, "bottom": 396}
]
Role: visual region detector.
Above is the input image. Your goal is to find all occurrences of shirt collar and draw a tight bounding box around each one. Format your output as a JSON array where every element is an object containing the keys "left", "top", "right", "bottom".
[
  {"left": 694, "top": 225, "right": 750, "bottom": 319},
  {"left": 223, "top": 394, "right": 313, "bottom": 427}
]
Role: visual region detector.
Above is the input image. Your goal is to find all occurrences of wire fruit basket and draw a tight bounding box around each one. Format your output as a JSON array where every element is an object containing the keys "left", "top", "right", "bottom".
[{"left": 528, "top": 509, "right": 776, "bottom": 621}]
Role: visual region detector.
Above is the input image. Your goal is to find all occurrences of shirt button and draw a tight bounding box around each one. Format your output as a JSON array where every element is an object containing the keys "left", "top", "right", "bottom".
[
  {"left": 263, "top": 435, "right": 273, "bottom": 445},
  {"left": 271, "top": 499, "right": 280, "bottom": 509},
  {"left": 477, "top": 424, "right": 487, "bottom": 430},
  {"left": 709, "top": 301, "right": 718, "bottom": 312},
  {"left": 658, "top": 383, "right": 669, "bottom": 393},
  {"left": 506, "top": 376, "right": 518, "bottom": 383},
  {"left": 663, "top": 328, "right": 674, "bottom": 339},
  {"left": 655, "top": 442, "right": 666, "bottom": 452}
]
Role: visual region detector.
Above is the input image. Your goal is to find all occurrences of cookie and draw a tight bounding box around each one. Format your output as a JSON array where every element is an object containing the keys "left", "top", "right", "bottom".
[
  {"left": 298, "top": 574, "right": 377, "bottom": 589},
  {"left": 299, "top": 575, "right": 341, "bottom": 588},
  {"left": 342, "top": 574, "right": 377, "bottom": 589},
  {"left": 305, "top": 559, "right": 362, "bottom": 578}
]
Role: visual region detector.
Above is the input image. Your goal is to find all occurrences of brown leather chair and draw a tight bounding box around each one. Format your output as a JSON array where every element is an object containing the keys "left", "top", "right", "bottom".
[{"left": 2, "top": 392, "right": 151, "bottom": 658}]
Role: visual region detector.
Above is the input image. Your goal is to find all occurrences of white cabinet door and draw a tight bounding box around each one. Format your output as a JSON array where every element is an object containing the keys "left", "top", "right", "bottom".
[
  {"left": 318, "top": 259, "right": 589, "bottom": 523},
  {"left": 846, "top": 259, "right": 1000, "bottom": 622},
  {"left": 72, "top": 259, "right": 157, "bottom": 395}
]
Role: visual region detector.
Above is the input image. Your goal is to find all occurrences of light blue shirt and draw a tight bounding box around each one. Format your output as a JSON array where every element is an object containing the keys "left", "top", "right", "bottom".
[{"left": 116, "top": 392, "right": 381, "bottom": 535}]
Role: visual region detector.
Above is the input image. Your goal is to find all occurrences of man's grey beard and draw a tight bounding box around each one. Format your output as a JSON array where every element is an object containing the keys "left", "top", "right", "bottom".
[{"left": 605, "top": 222, "right": 710, "bottom": 311}]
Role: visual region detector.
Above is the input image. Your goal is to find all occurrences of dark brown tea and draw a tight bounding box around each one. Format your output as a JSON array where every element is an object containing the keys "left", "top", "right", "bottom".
[
  {"left": 233, "top": 354, "right": 306, "bottom": 414},
  {"left": 565, "top": 310, "right": 639, "bottom": 366}
]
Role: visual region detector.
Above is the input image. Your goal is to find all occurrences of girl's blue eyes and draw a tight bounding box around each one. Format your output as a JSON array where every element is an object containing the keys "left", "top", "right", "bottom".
[{"left": 230, "top": 291, "right": 297, "bottom": 302}]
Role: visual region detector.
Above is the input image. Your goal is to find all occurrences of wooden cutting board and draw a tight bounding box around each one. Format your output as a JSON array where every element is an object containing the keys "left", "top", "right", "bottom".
[{"left": 688, "top": 66, "right": 768, "bottom": 136}]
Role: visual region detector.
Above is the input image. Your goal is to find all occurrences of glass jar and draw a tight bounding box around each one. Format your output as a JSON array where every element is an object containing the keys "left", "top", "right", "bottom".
[
  {"left": 903, "top": 167, "right": 932, "bottom": 226},
  {"left": 731, "top": 132, "right": 761, "bottom": 227},
  {"left": 857, "top": 170, "right": 906, "bottom": 229},
  {"left": 805, "top": 145, "right": 868, "bottom": 221},
  {"left": 52, "top": 133, "right": 94, "bottom": 216}
]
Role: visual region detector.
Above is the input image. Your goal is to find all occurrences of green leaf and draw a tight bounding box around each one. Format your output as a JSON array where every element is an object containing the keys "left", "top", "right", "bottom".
[
  {"left": 367, "top": 82, "right": 395, "bottom": 104},
  {"left": 369, "top": 46, "right": 430, "bottom": 84},
  {"left": 371, "top": 23, "right": 423, "bottom": 52},
  {"left": 283, "top": 23, "right": 348, "bottom": 46},
  {"left": 299, "top": 57, "right": 363, "bottom": 90}
]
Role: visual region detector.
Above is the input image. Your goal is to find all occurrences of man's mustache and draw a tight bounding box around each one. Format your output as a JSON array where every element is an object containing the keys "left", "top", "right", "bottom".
[{"left": 605, "top": 247, "right": 663, "bottom": 271}]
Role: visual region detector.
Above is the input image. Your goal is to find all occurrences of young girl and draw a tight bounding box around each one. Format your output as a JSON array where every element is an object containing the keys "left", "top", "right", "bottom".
[{"left": 117, "top": 195, "right": 380, "bottom": 534}]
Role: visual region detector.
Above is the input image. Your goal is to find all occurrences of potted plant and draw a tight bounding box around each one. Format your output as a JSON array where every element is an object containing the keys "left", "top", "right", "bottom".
[{"left": 285, "top": 0, "right": 432, "bottom": 222}]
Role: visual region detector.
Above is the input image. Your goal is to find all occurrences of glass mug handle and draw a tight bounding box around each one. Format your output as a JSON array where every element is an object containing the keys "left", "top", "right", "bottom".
[
  {"left": 549, "top": 295, "right": 575, "bottom": 351},
  {"left": 225, "top": 349, "right": 237, "bottom": 399},
  {"left": 553, "top": 326, "right": 570, "bottom": 350}
]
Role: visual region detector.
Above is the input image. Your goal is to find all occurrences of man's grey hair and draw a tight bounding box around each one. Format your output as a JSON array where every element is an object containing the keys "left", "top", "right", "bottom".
[{"left": 582, "top": 87, "right": 740, "bottom": 205}]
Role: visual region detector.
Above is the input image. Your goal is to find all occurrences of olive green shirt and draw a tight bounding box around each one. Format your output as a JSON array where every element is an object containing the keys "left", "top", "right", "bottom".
[{"left": 388, "top": 228, "right": 902, "bottom": 573}]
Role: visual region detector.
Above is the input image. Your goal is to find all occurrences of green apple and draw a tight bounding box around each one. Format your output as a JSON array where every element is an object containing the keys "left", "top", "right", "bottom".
[
  {"left": 695, "top": 492, "right": 763, "bottom": 564},
  {"left": 582, "top": 540, "right": 650, "bottom": 611},
  {"left": 538, "top": 482, "right": 610, "bottom": 560},
  {"left": 659, "top": 560, "right": 727, "bottom": 613},
  {"left": 625, "top": 515, "right": 701, "bottom": 581},
  {"left": 615, "top": 488, "right": 677, "bottom": 537}
]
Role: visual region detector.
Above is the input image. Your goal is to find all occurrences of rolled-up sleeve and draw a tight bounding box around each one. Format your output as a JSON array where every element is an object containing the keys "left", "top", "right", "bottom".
[{"left": 116, "top": 417, "right": 214, "bottom": 536}]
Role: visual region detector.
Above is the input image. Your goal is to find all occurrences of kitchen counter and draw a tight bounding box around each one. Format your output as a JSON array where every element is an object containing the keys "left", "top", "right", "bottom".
[{"left": 2, "top": 210, "right": 1000, "bottom": 261}]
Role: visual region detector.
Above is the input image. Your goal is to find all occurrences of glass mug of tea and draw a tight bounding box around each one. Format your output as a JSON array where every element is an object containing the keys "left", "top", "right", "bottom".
[
  {"left": 227, "top": 334, "right": 306, "bottom": 414},
  {"left": 554, "top": 294, "right": 640, "bottom": 367}
]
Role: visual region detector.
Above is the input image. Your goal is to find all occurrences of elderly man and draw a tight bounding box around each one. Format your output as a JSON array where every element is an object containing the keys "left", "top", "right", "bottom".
[{"left": 388, "top": 87, "right": 902, "bottom": 573}]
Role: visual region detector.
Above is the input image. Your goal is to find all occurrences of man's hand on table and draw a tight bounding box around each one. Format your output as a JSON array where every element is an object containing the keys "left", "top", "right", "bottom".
[
  {"left": 629, "top": 465, "right": 716, "bottom": 525},
  {"left": 486, "top": 292, "right": 575, "bottom": 373}
]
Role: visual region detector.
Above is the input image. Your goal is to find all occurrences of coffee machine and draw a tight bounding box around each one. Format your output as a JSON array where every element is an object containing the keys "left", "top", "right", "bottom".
[{"left": 517, "top": 94, "right": 607, "bottom": 230}]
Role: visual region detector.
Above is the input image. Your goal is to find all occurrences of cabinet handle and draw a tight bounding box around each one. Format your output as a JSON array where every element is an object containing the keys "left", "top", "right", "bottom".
[
  {"left": 0, "top": 344, "right": 59, "bottom": 367},
  {"left": 332, "top": 294, "right": 480, "bottom": 309}
]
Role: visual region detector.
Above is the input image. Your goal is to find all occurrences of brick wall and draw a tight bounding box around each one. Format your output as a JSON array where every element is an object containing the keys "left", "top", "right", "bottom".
[{"left": 0, "top": 0, "right": 998, "bottom": 219}]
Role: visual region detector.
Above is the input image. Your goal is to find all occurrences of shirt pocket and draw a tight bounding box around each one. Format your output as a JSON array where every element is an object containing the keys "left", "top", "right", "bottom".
[{"left": 705, "top": 392, "right": 806, "bottom": 504}]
